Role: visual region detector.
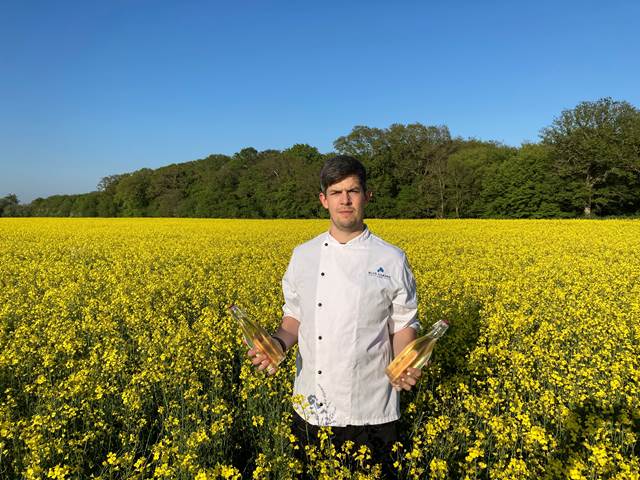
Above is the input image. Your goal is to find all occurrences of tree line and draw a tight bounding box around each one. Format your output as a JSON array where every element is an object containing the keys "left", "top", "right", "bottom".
[{"left": 3, "top": 97, "right": 640, "bottom": 219}]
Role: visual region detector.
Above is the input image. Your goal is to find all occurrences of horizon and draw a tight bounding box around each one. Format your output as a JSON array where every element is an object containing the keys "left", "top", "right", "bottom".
[{"left": 1, "top": 0, "right": 639, "bottom": 203}]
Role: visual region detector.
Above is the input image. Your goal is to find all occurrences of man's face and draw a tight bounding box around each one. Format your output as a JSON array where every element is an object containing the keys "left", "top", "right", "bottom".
[{"left": 319, "top": 175, "right": 371, "bottom": 232}]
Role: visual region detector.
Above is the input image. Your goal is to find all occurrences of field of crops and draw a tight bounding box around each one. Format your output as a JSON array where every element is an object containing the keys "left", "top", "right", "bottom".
[{"left": 1, "top": 218, "right": 639, "bottom": 479}]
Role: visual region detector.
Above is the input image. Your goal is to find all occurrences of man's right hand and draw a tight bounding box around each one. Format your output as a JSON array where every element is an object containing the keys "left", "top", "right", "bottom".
[
  {"left": 247, "top": 346, "right": 278, "bottom": 375},
  {"left": 245, "top": 315, "right": 299, "bottom": 376}
]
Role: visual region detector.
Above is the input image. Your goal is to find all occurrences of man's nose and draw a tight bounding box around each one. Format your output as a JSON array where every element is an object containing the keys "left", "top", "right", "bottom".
[{"left": 340, "top": 191, "right": 351, "bottom": 204}]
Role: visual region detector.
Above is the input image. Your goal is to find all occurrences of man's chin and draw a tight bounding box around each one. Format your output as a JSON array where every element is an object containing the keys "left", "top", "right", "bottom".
[{"left": 333, "top": 218, "right": 362, "bottom": 231}]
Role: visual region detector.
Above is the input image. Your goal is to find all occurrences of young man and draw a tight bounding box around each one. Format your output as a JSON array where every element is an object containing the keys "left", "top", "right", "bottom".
[{"left": 248, "top": 155, "right": 422, "bottom": 474}]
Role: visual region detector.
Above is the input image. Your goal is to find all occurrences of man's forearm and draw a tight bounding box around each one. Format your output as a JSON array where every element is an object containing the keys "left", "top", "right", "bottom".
[
  {"left": 273, "top": 315, "right": 300, "bottom": 351},
  {"left": 390, "top": 326, "right": 418, "bottom": 357}
]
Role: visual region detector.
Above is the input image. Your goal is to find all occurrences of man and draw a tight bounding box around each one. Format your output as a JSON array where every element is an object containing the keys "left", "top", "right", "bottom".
[{"left": 247, "top": 155, "right": 422, "bottom": 475}]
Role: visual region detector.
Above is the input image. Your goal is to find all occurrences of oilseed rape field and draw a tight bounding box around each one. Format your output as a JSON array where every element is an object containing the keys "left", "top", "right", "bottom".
[{"left": 1, "top": 218, "right": 639, "bottom": 479}]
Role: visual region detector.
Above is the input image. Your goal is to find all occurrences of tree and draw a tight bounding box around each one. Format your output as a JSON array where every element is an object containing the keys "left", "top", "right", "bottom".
[
  {"left": 409, "top": 125, "right": 455, "bottom": 218},
  {"left": 447, "top": 142, "right": 515, "bottom": 217},
  {"left": 482, "top": 144, "right": 569, "bottom": 218},
  {"left": 334, "top": 123, "right": 456, "bottom": 218},
  {"left": 333, "top": 126, "right": 388, "bottom": 160},
  {"left": 541, "top": 97, "right": 640, "bottom": 216},
  {"left": 96, "top": 192, "right": 118, "bottom": 217},
  {"left": 73, "top": 193, "right": 100, "bottom": 216},
  {"left": 97, "top": 174, "right": 126, "bottom": 193},
  {"left": 446, "top": 149, "right": 480, "bottom": 218},
  {"left": 147, "top": 164, "right": 195, "bottom": 217},
  {"left": 16, "top": 108, "right": 640, "bottom": 219},
  {"left": 0, "top": 194, "right": 19, "bottom": 216},
  {"left": 114, "top": 169, "right": 153, "bottom": 216},
  {"left": 283, "top": 144, "right": 323, "bottom": 164}
]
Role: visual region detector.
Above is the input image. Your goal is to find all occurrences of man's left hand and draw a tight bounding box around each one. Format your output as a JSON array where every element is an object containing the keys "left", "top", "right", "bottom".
[{"left": 391, "top": 367, "right": 422, "bottom": 392}]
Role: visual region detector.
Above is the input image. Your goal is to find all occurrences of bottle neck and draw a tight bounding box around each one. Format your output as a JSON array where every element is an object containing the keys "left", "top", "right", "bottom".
[{"left": 423, "top": 320, "right": 449, "bottom": 339}]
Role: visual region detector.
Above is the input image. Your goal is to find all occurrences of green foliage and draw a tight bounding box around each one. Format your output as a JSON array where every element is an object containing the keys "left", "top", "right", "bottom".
[
  {"left": 481, "top": 144, "right": 570, "bottom": 218},
  {"left": 12, "top": 98, "right": 640, "bottom": 219},
  {"left": 541, "top": 97, "right": 640, "bottom": 216},
  {"left": 447, "top": 143, "right": 515, "bottom": 217},
  {"left": 0, "top": 194, "right": 20, "bottom": 216}
]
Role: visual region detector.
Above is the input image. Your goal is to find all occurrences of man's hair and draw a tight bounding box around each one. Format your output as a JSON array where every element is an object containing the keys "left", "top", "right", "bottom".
[{"left": 320, "top": 155, "right": 367, "bottom": 194}]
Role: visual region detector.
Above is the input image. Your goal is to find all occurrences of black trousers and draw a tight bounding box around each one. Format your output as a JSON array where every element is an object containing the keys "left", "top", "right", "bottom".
[{"left": 292, "top": 411, "right": 398, "bottom": 479}]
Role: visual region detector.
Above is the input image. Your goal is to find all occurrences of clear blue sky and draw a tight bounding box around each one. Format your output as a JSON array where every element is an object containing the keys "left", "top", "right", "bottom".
[{"left": 1, "top": 0, "right": 639, "bottom": 203}]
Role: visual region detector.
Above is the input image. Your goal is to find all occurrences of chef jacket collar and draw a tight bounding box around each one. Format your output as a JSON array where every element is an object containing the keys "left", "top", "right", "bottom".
[{"left": 325, "top": 224, "right": 371, "bottom": 246}]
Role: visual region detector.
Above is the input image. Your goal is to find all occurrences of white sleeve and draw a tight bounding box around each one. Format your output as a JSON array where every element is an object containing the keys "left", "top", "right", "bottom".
[
  {"left": 282, "top": 252, "right": 301, "bottom": 321},
  {"left": 388, "top": 254, "right": 419, "bottom": 334}
]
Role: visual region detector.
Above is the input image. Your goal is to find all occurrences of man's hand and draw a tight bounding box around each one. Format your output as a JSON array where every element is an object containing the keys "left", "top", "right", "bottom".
[
  {"left": 245, "top": 316, "right": 299, "bottom": 376},
  {"left": 390, "top": 366, "right": 423, "bottom": 392},
  {"left": 389, "top": 326, "right": 424, "bottom": 391},
  {"left": 246, "top": 342, "right": 281, "bottom": 376}
]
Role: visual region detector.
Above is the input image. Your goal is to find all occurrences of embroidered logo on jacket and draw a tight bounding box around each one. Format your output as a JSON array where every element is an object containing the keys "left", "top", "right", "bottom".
[{"left": 368, "top": 266, "right": 391, "bottom": 279}]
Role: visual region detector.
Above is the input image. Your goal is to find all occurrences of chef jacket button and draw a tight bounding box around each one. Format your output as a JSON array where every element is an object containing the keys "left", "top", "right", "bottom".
[
  {"left": 318, "top": 302, "right": 322, "bottom": 307},
  {"left": 318, "top": 335, "right": 322, "bottom": 340},
  {"left": 320, "top": 272, "right": 325, "bottom": 276},
  {"left": 318, "top": 370, "right": 322, "bottom": 374},
  {"left": 324, "top": 242, "right": 328, "bottom": 246},
  {"left": 318, "top": 402, "right": 324, "bottom": 407}
]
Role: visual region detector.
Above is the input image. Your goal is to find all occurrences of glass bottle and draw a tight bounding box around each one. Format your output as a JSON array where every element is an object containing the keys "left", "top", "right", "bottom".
[
  {"left": 229, "top": 305, "right": 285, "bottom": 368},
  {"left": 385, "top": 319, "right": 449, "bottom": 384}
]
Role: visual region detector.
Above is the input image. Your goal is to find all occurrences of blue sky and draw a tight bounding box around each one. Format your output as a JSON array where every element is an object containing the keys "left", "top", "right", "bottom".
[{"left": 1, "top": 0, "right": 639, "bottom": 203}]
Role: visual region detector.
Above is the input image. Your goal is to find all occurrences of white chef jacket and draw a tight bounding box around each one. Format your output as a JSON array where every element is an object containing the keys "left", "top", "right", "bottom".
[{"left": 282, "top": 225, "right": 419, "bottom": 427}]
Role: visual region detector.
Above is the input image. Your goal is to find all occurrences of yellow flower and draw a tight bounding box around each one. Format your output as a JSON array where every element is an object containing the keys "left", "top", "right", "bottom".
[{"left": 2, "top": 218, "right": 638, "bottom": 479}]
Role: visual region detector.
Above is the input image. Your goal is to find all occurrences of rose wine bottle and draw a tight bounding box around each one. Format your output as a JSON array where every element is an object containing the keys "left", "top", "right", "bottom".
[
  {"left": 385, "top": 319, "right": 449, "bottom": 384},
  {"left": 229, "top": 305, "right": 285, "bottom": 368}
]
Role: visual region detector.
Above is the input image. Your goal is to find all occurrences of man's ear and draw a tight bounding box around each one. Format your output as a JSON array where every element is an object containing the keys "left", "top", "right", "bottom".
[{"left": 319, "top": 192, "right": 328, "bottom": 209}]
